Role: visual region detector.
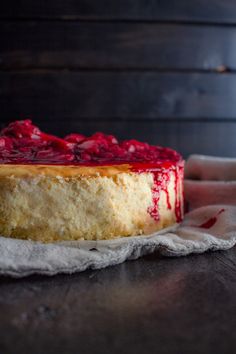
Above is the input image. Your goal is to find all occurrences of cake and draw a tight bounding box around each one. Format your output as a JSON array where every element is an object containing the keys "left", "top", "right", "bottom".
[{"left": 0, "top": 120, "right": 184, "bottom": 242}]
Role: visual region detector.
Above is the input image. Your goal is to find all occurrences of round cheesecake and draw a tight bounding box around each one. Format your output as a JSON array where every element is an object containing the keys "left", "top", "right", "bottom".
[{"left": 0, "top": 120, "right": 184, "bottom": 242}]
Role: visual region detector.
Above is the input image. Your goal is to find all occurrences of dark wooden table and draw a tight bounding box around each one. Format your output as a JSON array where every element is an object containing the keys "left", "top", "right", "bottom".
[{"left": 0, "top": 247, "right": 235, "bottom": 354}]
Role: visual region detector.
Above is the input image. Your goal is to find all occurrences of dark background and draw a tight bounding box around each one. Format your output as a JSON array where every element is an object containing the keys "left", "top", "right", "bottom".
[
  {"left": 1, "top": 0, "right": 236, "bottom": 157},
  {"left": 1, "top": 3, "right": 236, "bottom": 354}
]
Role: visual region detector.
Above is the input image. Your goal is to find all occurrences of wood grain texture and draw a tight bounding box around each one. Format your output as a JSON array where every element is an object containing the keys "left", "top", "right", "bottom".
[
  {"left": 1, "top": 0, "right": 236, "bottom": 23},
  {"left": 1, "top": 22, "right": 236, "bottom": 70},
  {"left": 0, "top": 247, "right": 236, "bottom": 354},
  {"left": 1, "top": 3, "right": 236, "bottom": 353},
  {"left": 1, "top": 71, "right": 236, "bottom": 120}
]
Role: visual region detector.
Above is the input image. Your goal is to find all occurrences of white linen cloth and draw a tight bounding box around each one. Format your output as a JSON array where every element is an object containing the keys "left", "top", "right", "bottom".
[{"left": 1, "top": 154, "right": 236, "bottom": 277}]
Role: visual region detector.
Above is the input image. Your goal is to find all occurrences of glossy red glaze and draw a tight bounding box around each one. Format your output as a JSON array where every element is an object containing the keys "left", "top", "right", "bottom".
[
  {"left": 0, "top": 120, "right": 182, "bottom": 166},
  {"left": 0, "top": 120, "right": 184, "bottom": 223}
]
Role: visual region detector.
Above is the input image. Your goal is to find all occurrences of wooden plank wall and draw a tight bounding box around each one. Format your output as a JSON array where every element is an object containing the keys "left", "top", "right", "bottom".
[{"left": 1, "top": 0, "right": 236, "bottom": 157}]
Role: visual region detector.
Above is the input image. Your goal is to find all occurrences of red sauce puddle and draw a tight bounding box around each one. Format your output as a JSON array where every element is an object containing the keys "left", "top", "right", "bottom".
[{"left": 195, "top": 209, "right": 225, "bottom": 229}]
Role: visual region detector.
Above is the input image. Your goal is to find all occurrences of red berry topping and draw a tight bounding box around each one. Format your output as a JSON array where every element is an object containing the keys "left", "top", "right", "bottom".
[{"left": 0, "top": 120, "right": 182, "bottom": 166}]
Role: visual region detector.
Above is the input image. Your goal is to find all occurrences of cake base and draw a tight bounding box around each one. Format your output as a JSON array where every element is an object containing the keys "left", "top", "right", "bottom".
[{"left": 0, "top": 163, "right": 183, "bottom": 242}]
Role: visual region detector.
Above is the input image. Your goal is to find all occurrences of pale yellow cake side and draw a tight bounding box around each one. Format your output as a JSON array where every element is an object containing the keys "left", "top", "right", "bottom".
[{"left": 0, "top": 164, "right": 183, "bottom": 242}]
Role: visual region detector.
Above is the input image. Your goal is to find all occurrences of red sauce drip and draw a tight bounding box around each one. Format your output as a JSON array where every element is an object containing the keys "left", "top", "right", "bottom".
[
  {"left": 165, "top": 186, "right": 172, "bottom": 210},
  {"left": 172, "top": 166, "right": 184, "bottom": 223},
  {"left": 147, "top": 169, "right": 172, "bottom": 221},
  {"left": 0, "top": 119, "right": 184, "bottom": 222},
  {"left": 198, "top": 209, "right": 225, "bottom": 229},
  {"left": 147, "top": 171, "right": 164, "bottom": 221}
]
